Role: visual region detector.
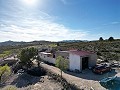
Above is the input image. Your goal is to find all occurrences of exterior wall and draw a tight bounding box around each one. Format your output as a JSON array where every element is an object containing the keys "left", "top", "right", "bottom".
[
  {"left": 39, "top": 53, "right": 55, "bottom": 64},
  {"left": 88, "top": 54, "right": 97, "bottom": 67},
  {"left": 69, "top": 53, "right": 81, "bottom": 71}
]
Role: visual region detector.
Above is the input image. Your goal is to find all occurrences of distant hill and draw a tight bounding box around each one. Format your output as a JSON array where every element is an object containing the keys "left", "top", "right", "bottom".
[
  {"left": 60, "top": 40, "right": 88, "bottom": 43},
  {"left": 0, "top": 40, "right": 53, "bottom": 46},
  {"left": 0, "top": 40, "right": 26, "bottom": 46}
]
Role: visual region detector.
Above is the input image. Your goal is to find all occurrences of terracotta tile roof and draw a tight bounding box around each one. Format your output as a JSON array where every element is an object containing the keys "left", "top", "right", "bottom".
[{"left": 69, "top": 50, "right": 94, "bottom": 56}]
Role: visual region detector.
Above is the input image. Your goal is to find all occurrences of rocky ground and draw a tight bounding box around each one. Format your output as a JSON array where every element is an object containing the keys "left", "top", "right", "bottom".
[
  {"left": 1, "top": 60, "right": 120, "bottom": 90},
  {"left": 18, "top": 75, "right": 63, "bottom": 90},
  {"left": 0, "top": 73, "right": 63, "bottom": 90}
]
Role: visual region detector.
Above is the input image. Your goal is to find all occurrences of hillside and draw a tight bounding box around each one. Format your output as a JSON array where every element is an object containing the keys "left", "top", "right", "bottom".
[
  {"left": 56, "top": 39, "right": 120, "bottom": 62},
  {"left": 0, "top": 39, "right": 120, "bottom": 62},
  {"left": 0, "top": 40, "right": 54, "bottom": 46},
  {"left": 0, "top": 40, "right": 55, "bottom": 53}
]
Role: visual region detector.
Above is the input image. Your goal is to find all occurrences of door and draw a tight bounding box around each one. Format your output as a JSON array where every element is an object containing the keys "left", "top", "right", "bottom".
[{"left": 82, "top": 57, "right": 89, "bottom": 70}]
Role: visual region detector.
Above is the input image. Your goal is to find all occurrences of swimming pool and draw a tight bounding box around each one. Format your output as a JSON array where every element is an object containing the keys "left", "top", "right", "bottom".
[{"left": 100, "top": 77, "right": 120, "bottom": 90}]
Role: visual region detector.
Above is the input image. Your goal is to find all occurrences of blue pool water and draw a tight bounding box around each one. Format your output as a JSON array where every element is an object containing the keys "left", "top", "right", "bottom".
[{"left": 100, "top": 78, "right": 120, "bottom": 90}]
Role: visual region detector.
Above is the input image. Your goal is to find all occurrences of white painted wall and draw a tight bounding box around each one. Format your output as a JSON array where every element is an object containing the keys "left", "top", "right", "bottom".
[
  {"left": 69, "top": 53, "right": 81, "bottom": 71},
  {"left": 39, "top": 53, "right": 55, "bottom": 64}
]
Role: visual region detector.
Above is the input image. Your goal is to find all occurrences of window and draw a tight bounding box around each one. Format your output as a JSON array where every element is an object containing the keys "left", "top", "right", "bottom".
[
  {"left": 53, "top": 54, "right": 55, "bottom": 58},
  {"left": 47, "top": 55, "right": 50, "bottom": 57}
]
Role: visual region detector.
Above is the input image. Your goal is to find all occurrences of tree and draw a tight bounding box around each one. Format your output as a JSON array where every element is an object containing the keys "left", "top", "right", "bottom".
[
  {"left": 57, "top": 42, "right": 60, "bottom": 46},
  {"left": 99, "top": 37, "right": 104, "bottom": 41},
  {"left": 36, "top": 55, "right": 42, "bottom": 67},
  {"left": 0, "top": 64, "right": 11, "bottom": 83},
  {"left": 55, "top": 56, "right": 69, "bottom": 78},
  {"left": 108, "top": 37, "right": 114, "bottom": 41},
  {"left": 19, "top": 47, "right": 38, "bottom": 69}
]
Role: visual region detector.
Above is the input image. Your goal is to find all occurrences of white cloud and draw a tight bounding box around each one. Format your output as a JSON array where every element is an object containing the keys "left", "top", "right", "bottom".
[
  {"left": 0, "top": 24, "right": 6, "bottom": 27},
  {"left": 111, "top": 21, "right": 120, "bottom": 24},
  {"left": 103, "top": 21, "right": 120, "bottom": 26},
  {"left": 0, "top": 18, "right": 88, "bottom": 41},
  {"left": 0, "top": 4, "right": 88, "bottom": 42}
]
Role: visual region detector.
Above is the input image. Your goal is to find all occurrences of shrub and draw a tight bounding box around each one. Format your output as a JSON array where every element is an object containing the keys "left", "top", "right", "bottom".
[
  {"left": 0, "top": 64, "right": 11, "bottom": 83},
  {"left": 2, "top": 85, "right": 17, "bottom": 90}
]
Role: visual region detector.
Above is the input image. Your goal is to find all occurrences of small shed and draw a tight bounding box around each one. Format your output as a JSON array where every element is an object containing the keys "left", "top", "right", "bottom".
[
  {"left": 56, "top": 50, "right": 97, "bottom": 71},
  {"left": 69, "top": 50, "right": 97, "bottom": 71}
]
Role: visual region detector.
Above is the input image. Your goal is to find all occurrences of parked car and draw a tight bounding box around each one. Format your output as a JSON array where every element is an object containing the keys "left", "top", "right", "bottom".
[
  {"left": 111, "top": 62, "right": 120, "bottom": 67},
  {"left": 92, "top": 64, "right": 112, "bottom": 74}
]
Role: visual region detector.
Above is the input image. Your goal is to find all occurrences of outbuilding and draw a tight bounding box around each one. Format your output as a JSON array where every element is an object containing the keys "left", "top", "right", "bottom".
[
  {"left": 56, "top": 50, "right": 97, "bottom": 72},
  {"left": 69, "top": 50, "right": 97, "bottom": 71}
]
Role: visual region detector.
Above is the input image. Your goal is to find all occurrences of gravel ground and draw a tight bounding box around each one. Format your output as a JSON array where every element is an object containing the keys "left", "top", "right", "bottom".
[
  {"left": 19, "top": 75, "right": 63, "bottom": 90},
  {"left": 1, "top": 73, "right": 63, "bottom": 90}
]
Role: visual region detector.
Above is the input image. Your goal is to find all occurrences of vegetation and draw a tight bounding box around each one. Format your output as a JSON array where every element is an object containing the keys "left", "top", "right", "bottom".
[
  {"left": 36, "top": 55, "right": 42, "bottom": 67},
  {"left": 56, "top": 39, "right": 120, "bottom": 62},
  {"left": 0, "top": 64, "right": 11, "bottom": 83},
  {"left": 0, "top": 38, "right": 119, "bottom": 63},
  {"left": 0, "top": 50, "right": 11, "bottom": 59},
  {"left": 108, "top": 37, "right": 114, "bottom": 41},
  {"left": 57, "top": 42, "right": 60, "bottom": 46},
  {"left": 19, "top": 47, "right": 38, "bottom": 68},
  {"left": 1, "top": 85, "right": 17, "bottom": 90},
  {"left": 55, "top": 56, "right": 69, "bottom": 78},
  {"left": 99, "top": 37, "right": 104, "bottom": 41},
  {"left": 49, "top": 44, "right": 57, "bottom": 47}
]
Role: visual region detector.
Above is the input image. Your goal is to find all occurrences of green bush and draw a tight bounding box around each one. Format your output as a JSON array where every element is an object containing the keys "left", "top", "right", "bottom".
[
  {"left": 0, "top": 64, "right": 11, "bottom": 83},
  {"left": 2, "top": 85, "right": 17, "bottom": 90}
]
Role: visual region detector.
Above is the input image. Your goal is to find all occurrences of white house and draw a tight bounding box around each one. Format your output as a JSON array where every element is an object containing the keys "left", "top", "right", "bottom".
[
  {"left": 56, "top": 50, "right": 97, "bottom": 72},
  {"left": 39, "top": 52, "right": 56, "bottom": 64},
  {"left": 39, "top": 50, "right": 97, "bottom": 72}
]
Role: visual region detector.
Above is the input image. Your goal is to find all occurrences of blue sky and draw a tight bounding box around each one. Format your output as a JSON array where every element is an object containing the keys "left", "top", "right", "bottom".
[{"left": 0, "top": 0, "right": 120, "bottom": 41}]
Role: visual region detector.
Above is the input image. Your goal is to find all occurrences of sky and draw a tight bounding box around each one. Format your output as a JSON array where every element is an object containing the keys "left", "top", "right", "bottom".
[{"left": 0, "top": 0, "right": 120, "bottom": 42}]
